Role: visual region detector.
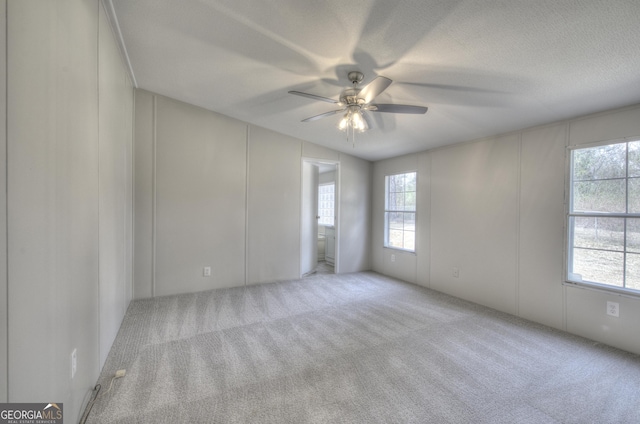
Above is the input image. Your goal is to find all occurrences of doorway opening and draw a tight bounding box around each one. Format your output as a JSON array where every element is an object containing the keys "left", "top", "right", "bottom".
[{"left": 301, "top": 159, "right": 339, "bottom": 277}]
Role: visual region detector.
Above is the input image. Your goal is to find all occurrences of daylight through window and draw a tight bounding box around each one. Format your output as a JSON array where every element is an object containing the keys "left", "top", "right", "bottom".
[
  {"left": 318, "top": 183, "right": 335, "bottom": 226},
  {"left": 384, "top": 172, "right": 416, "bottom": 252},
  {"left": 568, "top": 140, "right": 640, "bottom": 294}
]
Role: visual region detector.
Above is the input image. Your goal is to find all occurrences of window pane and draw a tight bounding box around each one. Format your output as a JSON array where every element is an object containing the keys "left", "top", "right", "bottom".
[
  {"left": 572, "top": 179, "right": 625, "bottom": 213},
  {"left": 388, "top": 230, "right": 404, "bottom": 248},
  {"left": 627, "top": 218, "right": 640, "bottom": 253},
  {"left": 393, "top": 193, "right": 405, "bottom": 210},
  {"left": 385, "top": 172, "right": 417, "bottom": 252},
  {"left": 629, "top": 141, "right": 640, "bottom": 177},
  {"left": 625, "top": 253, "right": 640, "bottom": 291},
  {"left": 389, "top": 212, "right": 404, "bottom": 230},
  {"left": 404, "top": 231, "right": 415, "bottom": 251},
  {"left": 573, "top": 143, "right": 626, "bottom": 180},
  {"left": 387, "top": 192, "right": 396, "bottom": 210},
  {"left": 572, "top": 248, "right": 624, "bottom": 287},
  {"left": 405, "top": 172, "right": 416, "bottom": 192},
  {"left": 572, "top": 217, "right": 624, "bottom": 251},
  {"left": 568, "top": 141, "right": 640, "bottom": 293},
  {"left": 318, "top": 183, "right": 334, "bottom": 227},
  {"left": 628, "top": 178, "right": 640, "bottom": 213},
  {"left": 391, "top": 174, "right": 404, "bottom": 192},
  {"left": 404, "top": 213, "right": 416, "bottom": 232},
  {"left": 404, "top": 192, "right": 416, "bottom": 211}
]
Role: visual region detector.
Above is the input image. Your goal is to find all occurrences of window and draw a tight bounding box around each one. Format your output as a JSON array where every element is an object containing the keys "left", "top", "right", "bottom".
[
  {"left": 318, "top": 183, "right": 335, "bottom": 226},
  {"left": 567, "top": 139, "right": 640, "bottom": 294},
  {"left": 384, "top": 172, "right": 416, "bottom": 252}
]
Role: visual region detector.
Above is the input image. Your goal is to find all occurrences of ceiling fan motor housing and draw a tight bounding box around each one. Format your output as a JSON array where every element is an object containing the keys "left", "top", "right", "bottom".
[
  {"left": 341, "top": 71, "right": 366, "bottom": 106},
  {"left": 340, "top": 87, "right": 364, "bottom": 106},
  {"left": 289, "top": 70, "right": 427, "bottom": 125}
]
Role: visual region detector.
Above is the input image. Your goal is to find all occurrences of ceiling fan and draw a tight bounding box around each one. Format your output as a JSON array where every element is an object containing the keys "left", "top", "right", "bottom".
[{"left": 289, "top": 71, "right": 428, "bottom": 133}]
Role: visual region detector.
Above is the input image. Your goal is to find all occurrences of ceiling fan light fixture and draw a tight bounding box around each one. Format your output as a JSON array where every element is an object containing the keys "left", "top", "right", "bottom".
[
  {"left": 338, "top": 114, "right": 348, "bottom": 131},
  {"left": 338, "top": 105, "right": 367, "bottom": 132},
  {"left": 352, "top": 111, "right": 367, "bottom": 132}
]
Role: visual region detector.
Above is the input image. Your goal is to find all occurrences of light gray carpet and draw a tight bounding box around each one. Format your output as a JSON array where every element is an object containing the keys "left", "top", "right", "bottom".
[
  {"left": 303, "top": 261, "right": 334, "bottom": 277},
  {"left": 86, "top": 272, "right": 640, "bottom": 423}
]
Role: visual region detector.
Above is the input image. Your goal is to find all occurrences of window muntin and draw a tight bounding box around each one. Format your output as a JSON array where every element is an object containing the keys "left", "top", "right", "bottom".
[
  {"left": 568, "top": 140, "right": 640, "bottom": 293},
  {"left": 318, "top": 183, "right": 335, "bottom": 226},
  {"left": 384, "top": 172, "right": 416, "bottom": 252}
]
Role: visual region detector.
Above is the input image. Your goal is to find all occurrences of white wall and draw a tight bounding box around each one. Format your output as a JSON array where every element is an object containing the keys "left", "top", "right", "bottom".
[
  {"left": 133, "top": 90, "right": 154, "bottom": 298},
  {"left": 372, "top": 104, "right": 640, "bottom": 355},
  {"left": 157, "top": 96, "right": 247, "bottom": 295},
  {"left": 519, "top": 124, "right": 566, "bottom": 328},
  {"left": 0, "top": 0, "right": 6, "bottom": 403},
  {"left": 247, "top": 126, "right": 302, "bottom": 283},
  {"left": 300, "top": 162, "right": 319, "bottom": 275},
  {"left": 371, "top": 151, "right": 430, "bottom": 285},
  {"left": 372, "top": 153, "right": 420, "bottom": 284},
  {"left": 5, "top": 0, "right": 133, "bottom": 419},
  {"left": 432, "top": 134, "right": 520, "bottom": 313},
  {"left": 133, "top": 92, "right": 371, "bottom": 297},
  {"left": 338, "top": 153, "right": 372, "bottom": 273},
  {"left": 98, "top": 2, "right": 134, "bottom": 367}
]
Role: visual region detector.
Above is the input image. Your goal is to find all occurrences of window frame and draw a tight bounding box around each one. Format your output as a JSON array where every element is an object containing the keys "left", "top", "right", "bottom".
[
  {"left": 384, "top": 171, "right": 417, "bottom": 253},
  {"left": 565, "top": 137, "right": 640, "bottom": 297}
]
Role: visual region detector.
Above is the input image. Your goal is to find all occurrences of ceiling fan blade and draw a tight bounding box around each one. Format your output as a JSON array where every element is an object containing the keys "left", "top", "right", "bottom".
[
  {"left": 301, "top": 109, "right": 344, "bottom": 122},
  {"left": 358, "top": 76, "right": 392, "bottom": 104},
  {"left": 288, "top": 90, "right": 339, "bottom": 104},
  {"left": 368, "top": 104, "right": 428, "bottom": 114}
]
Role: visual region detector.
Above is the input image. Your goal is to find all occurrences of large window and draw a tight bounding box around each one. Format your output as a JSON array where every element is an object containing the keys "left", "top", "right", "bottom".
[
  {"left": 567, "top": 140, "right": 640, "bottom": 294},
  {"left": 384, "top": 172, "right": 416, "bottom": 252},
  {"left": 318, "top": 182, "right": 335, "bottom": 226}
]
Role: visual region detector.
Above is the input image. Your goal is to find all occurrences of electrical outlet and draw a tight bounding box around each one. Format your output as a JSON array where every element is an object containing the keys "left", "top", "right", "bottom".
[
  {"left": 203, "top": 266, "right": 211, "bottom": 277},
  {"left": 71, "top": 349, "right": 77, "bottom": 379},
  {"left": 452, "top": 267, "right": 459, "bottom": 278},
  {"left": 607, "top": 301, "right": 619, "bottom": 317},
  {"left": 391, "top": 254, "right": 396, "bottom": 263}
]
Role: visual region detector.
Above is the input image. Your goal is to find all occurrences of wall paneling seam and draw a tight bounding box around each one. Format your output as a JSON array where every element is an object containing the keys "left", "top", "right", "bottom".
[
  {"left": 244, "top": 125, "right": 250, "bottom": 286},
  {"left": 129, "top": 88, "right": 135, "bottom": 303},
  {"left": 515, "top": 134, "right": 522, "bottom": 316},
  {"left": 102, "top": 0, "right": 137, "bottom": 88},
  {"left": 3, "top": 0, "right": 8, "bottom": 401},
  {"left": 152, "top": 95, "right": 156, "bottom": 297},
  {"left": 562, "top": 123, "right": 570, "bottom": 331},
  {"left": 96, "top": 0, "right": 103, "bottom": 371},
  {"left": 121, "top": 84, "right": 127, "bottom": 310},
  {"left": 426, "top": 153, "right": 432, "bottom": 289},
  {"left": 297, "top": 158, "right": 303, "bottom": 278}
]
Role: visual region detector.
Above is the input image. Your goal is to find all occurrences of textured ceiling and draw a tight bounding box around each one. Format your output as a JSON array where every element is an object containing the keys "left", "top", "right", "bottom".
[{"left": 109, "top": 0, "right": 640, "bottom": 161}]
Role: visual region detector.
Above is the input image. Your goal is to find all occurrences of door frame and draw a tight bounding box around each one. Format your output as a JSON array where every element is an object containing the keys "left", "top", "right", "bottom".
[{"left": 300, "top": 158, "right": 340, "bottom": 277}]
